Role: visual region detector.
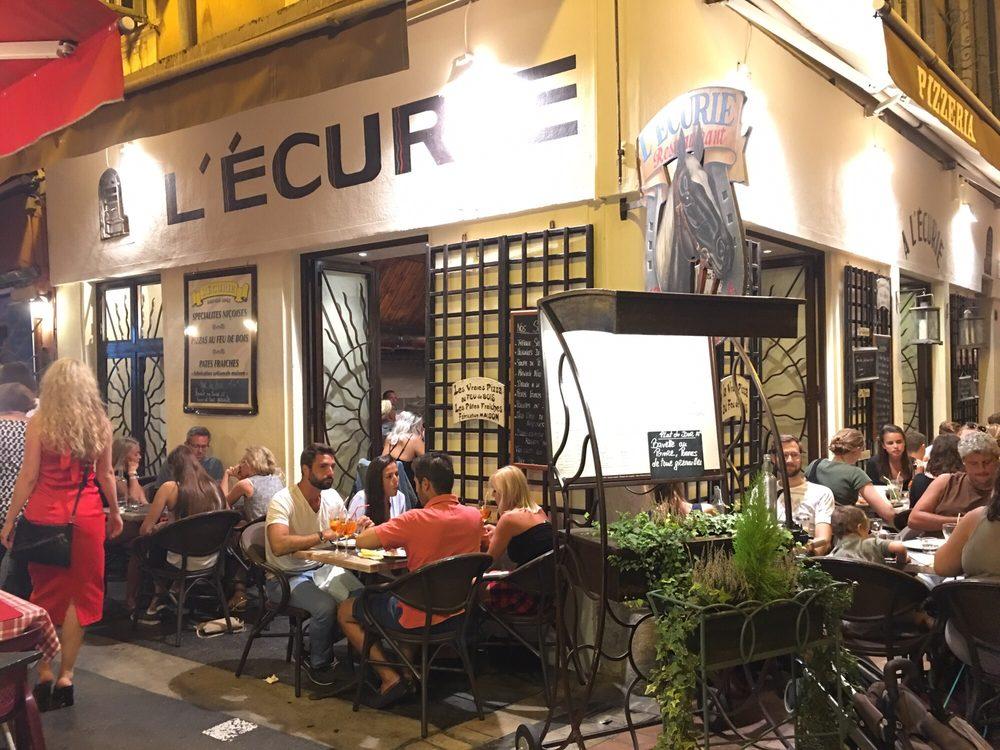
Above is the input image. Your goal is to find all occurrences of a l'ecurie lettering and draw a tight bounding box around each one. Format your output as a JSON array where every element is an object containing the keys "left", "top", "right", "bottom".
[{"left": 164, "top": 56, "right": 578, "bottom": 226}]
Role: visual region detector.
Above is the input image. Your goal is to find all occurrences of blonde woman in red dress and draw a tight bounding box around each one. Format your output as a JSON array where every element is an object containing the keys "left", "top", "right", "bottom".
[{"left": 0, "top": 359, "right": 123, "bottom": 711}]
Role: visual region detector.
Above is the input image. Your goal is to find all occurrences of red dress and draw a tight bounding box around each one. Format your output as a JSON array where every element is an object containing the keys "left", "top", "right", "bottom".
[{"left": 23, "top": 450, "right": 105, "bottom": 627}]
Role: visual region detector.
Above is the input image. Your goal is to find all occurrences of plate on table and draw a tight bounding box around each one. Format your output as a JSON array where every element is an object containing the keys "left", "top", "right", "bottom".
[
  {"left": 381, "top": 548, "right": 407, "bottom": 558},
  {"left": 902, "top": 537, "right": 945, "bottom": 552}
]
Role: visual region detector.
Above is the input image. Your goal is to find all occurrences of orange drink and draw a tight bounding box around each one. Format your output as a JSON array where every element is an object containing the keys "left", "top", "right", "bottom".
[
  {"left": 479, "top": 505, "right": 492, "bottom": 523},
  {"left": 343, "top": 519, "right": 357, "bottom": 536},
  {"left": 329, "top": 518, "right": 342, "bottom": 536}
]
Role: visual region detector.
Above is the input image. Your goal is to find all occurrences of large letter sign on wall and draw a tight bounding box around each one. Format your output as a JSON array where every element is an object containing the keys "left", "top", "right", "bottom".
[{"left": 637, "top": 87, "right": 751, "bottom": 296}]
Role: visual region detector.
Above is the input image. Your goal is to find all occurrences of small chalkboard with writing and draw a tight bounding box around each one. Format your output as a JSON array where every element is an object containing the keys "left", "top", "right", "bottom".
[
  {"left": 853, "top": 346, "right": 878, "bottom": 384},
  {"left": 510, "top": 310, "right": 548, "bottom": 468},
  {"left": 647, "top": 430, "right": 705, "bottom": 479},
  {"left": 957, "top": 375, "right": 979, "bottom": 403},
  {"left": 873, "top": 334, "right": 893, "bottom": 430}
]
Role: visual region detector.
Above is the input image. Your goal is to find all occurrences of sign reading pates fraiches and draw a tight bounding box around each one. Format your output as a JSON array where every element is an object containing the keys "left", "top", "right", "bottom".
[
  {"left": 451, "top": 377, "right": 505, "bottom": 425},
  {"left": 184, "top": 267, "right": 258, "bottom": 415}
]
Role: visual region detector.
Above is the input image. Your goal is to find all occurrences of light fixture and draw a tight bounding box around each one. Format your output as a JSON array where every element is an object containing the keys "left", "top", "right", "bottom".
[
  {"left": 183, "top": 325, "right": 198, "bottom": 337},
  {"left": 29, "top": 295, "right": 53, "bottom": 330},
  {"left": 358, "top": 252, "right": 368, "bottom": 258},
  {"left": 243, "top": 319, "right": 258, "bottom": 332},
  {"left": 762, "top": 248, "right": 773, "bottom": 255},
  {"left": 957, "top": 201, "right": 978, "bottom": 224},
  {"left": 911, "top": 293, "right": 942, "bottom": 344},
  {"left": 958, "top": 307, "right": 984, "bottom": 348}
]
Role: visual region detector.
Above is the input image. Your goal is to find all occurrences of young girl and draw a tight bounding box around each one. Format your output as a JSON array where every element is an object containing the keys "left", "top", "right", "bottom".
[{"left": 830, "top": 505, "right": 909, "bottom": 565}]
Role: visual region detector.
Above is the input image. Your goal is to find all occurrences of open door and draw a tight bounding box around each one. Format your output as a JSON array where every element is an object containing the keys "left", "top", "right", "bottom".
[{"left": 303, "top": 260, "right": 380, "bottom": 499}]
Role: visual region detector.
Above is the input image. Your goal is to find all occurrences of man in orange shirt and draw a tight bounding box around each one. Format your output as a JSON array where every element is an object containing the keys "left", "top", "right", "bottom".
[{"left": 337, "top": 452, "right": 483, "bottom": 707}]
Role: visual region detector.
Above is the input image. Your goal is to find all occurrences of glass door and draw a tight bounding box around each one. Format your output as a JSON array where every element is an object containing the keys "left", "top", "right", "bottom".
[{"left": 899, "top": 279, "right": 933, "bottom": 437}]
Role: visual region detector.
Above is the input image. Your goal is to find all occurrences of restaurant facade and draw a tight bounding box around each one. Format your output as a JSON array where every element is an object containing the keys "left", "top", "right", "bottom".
[{"left": 23, "top": 0, "right": 1000, "bottom": 499}]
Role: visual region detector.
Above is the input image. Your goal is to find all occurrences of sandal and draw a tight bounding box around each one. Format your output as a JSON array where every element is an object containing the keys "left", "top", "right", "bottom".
[
  {"left": 370, "top": 678, "right": 409, "bottom": 709},
  {"left": 32, "top": 681, "right": 52, "bottom": 712},
  {"left": 227, "top": 593, "right": 248, "bottom": 613}
]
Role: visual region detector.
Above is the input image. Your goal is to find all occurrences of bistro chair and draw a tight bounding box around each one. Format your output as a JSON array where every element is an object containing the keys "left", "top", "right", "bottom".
[
  {"left": 131, "top": 509, "right": 241, "bottom": 647},
  {"left": 352, "top": 552, "right": 492, "bottom": 738},
  {"left": 0, "top": 628, "right": 45, "bottom": 749},
  {"left": 932, "top": 579, "right": 1000, "bottom": 728},
  {"left": 817, "top": 557, "right": 932, "bottom": 664},
  {"left": 478, "top": 551, "right": 560, "bottom": 702},
  {"left": 234, "top": 520, "right": 312, "bottom": 698}
]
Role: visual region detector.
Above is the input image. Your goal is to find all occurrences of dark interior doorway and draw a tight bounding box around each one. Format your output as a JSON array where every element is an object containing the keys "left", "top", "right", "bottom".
[{"left": 899, "top": 277, "right": 934, "bottom": 438}]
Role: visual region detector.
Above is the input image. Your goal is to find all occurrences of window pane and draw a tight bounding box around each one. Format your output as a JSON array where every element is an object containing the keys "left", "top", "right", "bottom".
[
  {"left": 139, "top": 282, "right": 163, "bottom": 340},
  {"left": 103, "top": 287, "right": 131, "bottom": 342},
  {"left": 105, "top": 356, "right": 133, "bottom": 439},
  {"left": 141, "top": 355, "right": 166, "bottom": 476}
]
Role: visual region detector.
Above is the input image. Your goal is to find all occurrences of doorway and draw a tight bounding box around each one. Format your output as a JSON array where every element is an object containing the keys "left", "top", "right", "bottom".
[
  {"left": 302, "top": 239, "right": 428, "bottom": 498},
  {"left": 756, "top": 236, "right": 827, "bottom": 462},
  {"left": 899, "top": 277, "right": 934, "bottom": 437}
]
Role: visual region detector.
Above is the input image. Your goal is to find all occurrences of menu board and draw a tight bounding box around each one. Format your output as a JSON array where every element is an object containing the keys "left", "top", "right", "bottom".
[
  {"left": 648, "top": 430, "right": 705, "bottom": 479},
  {"left": 184, "top": 267, "right": 258, "bottom": 415},
  {"left": 852, "top": 346, "right": 878, "bottom": 384},
  {"left": 872, "top": 334, "right": 892, "bottom": 431},
  {"left": 509, "top": 310, "right": 548, "bottom": 468}
]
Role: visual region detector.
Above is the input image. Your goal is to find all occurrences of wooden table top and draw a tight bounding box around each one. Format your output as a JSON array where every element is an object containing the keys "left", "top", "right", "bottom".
[{"left": 293, "top": 545, "right": 409, "bottom": 575}]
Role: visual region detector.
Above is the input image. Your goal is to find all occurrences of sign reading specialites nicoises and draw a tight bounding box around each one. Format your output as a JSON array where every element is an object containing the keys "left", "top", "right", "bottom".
[{"left": 184, "top": 267, "right": 258, "bottom": 415}]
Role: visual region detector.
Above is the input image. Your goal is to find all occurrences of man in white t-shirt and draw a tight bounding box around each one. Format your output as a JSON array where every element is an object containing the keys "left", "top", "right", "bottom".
[
  {"left": 265, "top": 443, "right": 371, "bottom": 685},
  {"left": 776, "top": 434, "right": 834, "bottom": 556}
]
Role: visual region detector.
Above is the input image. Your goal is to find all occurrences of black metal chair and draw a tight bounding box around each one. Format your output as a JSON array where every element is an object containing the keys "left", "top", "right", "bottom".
[
  {"left": 932, "top": 579, "right": 1000, "bottom": 728},
  {"left": 478, "top": 551, "right": 561, "bottom": 701},
  {"left": 131, "top": 509, "right": 241, "bottom": 647},
  {"left": 817, "top": 557, "right": 932, "bottom": 663},
  {"left": 0, "top": 627, "right": 45, "bottom": 749},
  {"left": 233, "top": 520, "right": 312, "bottom": 698},
  {"left": 352, "top": 552, "right": 492, "bottom": 738}
]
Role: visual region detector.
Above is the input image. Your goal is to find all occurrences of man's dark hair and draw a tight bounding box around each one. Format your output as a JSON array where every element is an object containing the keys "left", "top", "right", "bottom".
[
  {"left": 382, "top": 389, "right": 396, "bottom": 400},
  {"left": 300, "top": 443, "right": 335, "bottom": 471},
  {"left": 989, "top": 412, "right": 1000, "bottom": 426},
  {"left": 0, "top": 383, "right": 35, "bottom": 413},
  {"left": 905, "top": 430, "right": 927, "bottom": 453},
  {"left": 0, "top": 362, "right": 36, "bottom": 394},
  {"left": 413, "top": 451, "right": 454, "bottom": 495},
  {"left": 186, "top": 426, "right": 211, "bottom": 442}
]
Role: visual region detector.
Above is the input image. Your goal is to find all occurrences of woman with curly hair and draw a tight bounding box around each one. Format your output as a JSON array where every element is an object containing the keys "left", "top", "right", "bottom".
[
  {"left": 222, "top": 445, "right": 284, "bottom": 523},
  {"left": 0, "top": 358, "right": 123, "bottom": 711}
]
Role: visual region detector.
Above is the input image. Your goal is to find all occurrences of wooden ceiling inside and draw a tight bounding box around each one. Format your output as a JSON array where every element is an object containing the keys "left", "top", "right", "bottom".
[{"left": 373, "top": 255, "right": 425, "bottom": 340}]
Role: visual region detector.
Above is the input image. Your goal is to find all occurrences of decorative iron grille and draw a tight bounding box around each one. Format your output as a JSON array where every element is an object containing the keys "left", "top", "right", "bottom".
[
  {"left": 96, "top": 276, "right": 166, "bottom": 476},
  {"left": 425, "top": 227, "right": 593, "bottom": 503},
  {"left": 843, "top": 266, "right": 892, "bottom": 451},
  {"left": 950, "top": 293, "right": 981, "bottom": 424},
  {"left": 899, "top": 282, "right": 933, "bottom": 437}
]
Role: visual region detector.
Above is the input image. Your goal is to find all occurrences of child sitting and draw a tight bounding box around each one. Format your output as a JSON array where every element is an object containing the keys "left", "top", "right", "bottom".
[{"left": 830, "top": 505, "right": 909, "bottom": 566}]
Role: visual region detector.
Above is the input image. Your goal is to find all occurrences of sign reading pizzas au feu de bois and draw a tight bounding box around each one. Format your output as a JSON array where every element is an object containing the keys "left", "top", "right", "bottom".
[
  {"left": 451, "top": 377, "right": 505, "bottom": 425},
  {"left": 184, "top": 267, "right": 258, "bottom": 414}
]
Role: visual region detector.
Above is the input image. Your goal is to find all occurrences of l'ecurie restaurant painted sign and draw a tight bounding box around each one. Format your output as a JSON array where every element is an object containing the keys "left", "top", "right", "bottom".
[{"left": 45, "top": 0, "right": 594, "bottom": 285}]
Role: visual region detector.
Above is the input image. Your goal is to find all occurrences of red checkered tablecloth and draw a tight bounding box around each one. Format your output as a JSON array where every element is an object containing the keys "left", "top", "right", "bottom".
[{"left": 0, "top": 590, "right": 59, "bottom": 661}]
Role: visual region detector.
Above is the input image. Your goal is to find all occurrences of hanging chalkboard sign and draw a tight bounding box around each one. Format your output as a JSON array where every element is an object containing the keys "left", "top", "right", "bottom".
[
  {"left": 852, "top": 346, "right": 878, "bottom": 384},
  {"left": 647, "top": 430, "right": 705, "bottom": 479},
  {"left": 510, "top": 310, "right": 548, "bottom": 469},
  {"left": 873, "top": 334, "right": 893, "bottom": 430},
  {"left": 957, "top": 375, "right": 979, "bottom": 403}
]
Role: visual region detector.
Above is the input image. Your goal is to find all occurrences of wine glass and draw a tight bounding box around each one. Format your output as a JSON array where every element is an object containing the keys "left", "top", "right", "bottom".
[{"left": 942, "top": 522, "right": 957, "bottom": 540}]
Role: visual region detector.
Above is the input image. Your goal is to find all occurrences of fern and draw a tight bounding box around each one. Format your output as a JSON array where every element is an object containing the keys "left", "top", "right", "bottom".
[{"left": 732, "top": 472, "right": 796, "bottom": 601}]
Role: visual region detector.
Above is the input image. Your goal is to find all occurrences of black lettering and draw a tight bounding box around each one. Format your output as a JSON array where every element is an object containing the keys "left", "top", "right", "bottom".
[
  {"left": 392, "top": 95, "right": 452, "bottom": 174},
  {"left": 519, "top": 55, "right": 579, "bottom": 144},
  {"left": 326, "top": 113, "right": 382, "bottom": 188},
  {"left": 221, "top": 146, "right": 268, "bottom": 212},
  {"left": 272, "top": 132, "right": 321, "bottom": 199},
  {"left": 164, "top": 172, "right": 204, "bottom": 224}
]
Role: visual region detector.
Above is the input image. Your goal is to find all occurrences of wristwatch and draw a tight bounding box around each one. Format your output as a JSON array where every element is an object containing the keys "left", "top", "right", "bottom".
[{"left": 317, "top": 531, "right": 324, "bottom": 544}]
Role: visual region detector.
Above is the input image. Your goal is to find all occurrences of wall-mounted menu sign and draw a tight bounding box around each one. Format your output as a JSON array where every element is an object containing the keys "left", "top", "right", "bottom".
[
  {"left": 184, "top": 266, "right": 258, "bottom": 415},
  {"left": 957, "top": 374, "right": 979, "bottom": 402},
  {"left": 873, "top": 333, "right": 893, "bottom": 430},
  {"left": 648, "top": 430, "right": 705, "bottom": 479},
  {"left": 852, "top": 346, "right": 878, "bottom": 384},
  {"left": 451, "top": 377, "right": 505, "bottom": 424},
  {"left": 509, "top": 310, "right": 547, "bottom": 468}
]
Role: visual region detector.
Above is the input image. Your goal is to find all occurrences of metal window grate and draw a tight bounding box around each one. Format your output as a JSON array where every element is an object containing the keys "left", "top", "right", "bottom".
[
  {"left": 950, "top": 293, "right": 981, "bottom": 424},
  {"left": 843, "top": 265, "right": 892, "bottom": 451},
  {"left": 425, "top": 226, "right": 593, "bottom": 503}
]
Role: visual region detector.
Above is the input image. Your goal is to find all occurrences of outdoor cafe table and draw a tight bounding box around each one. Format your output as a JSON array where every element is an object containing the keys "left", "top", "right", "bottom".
[
  {"left": 0, "top": 590, "right": 59, "bottom": 661},
  {"left": 293, "top": 545, "right": 409, "bottom": 576}
]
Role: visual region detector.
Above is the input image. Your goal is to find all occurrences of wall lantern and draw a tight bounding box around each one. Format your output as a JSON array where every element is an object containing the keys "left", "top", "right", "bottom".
[
  {"left": 912, "top": 293, "right": 942, "bottom": 344},
  {"left": 958, "top": 307, "right": 985, "bottom": 348}
]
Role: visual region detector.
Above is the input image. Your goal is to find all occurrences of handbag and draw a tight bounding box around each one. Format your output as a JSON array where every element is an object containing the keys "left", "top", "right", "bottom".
[{"left": 12, "top": 465, "right": 91, "bottom": 567}]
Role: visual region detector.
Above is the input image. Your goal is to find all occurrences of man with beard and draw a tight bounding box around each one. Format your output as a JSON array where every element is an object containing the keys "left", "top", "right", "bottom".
[
  {"left": 266, "top": 443, "right": 371, "bottom": 685},
  {"left": 775, "top": 434, "right": 834, "bottom": 556}
]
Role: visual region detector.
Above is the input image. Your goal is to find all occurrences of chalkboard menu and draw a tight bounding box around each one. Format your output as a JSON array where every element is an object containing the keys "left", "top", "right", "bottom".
[
  {"left": 872, "top": 334, "right": 893, "bottom": 431},
  {"left": 510, "top": 310, "right": 548, "bottom": 468},
  {"left": 648, "top": 430, "right": 705, "bottom": 479},
  {"left": 957, "top": 375, "right": 979, "bottom": 403},
  {"left": 852, "top": 346, "right": 878, "bottom": 384}
]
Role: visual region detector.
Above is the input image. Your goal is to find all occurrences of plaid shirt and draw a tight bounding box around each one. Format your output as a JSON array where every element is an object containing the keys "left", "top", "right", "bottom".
[{"left": 0, "top": 590, "right": 59, "bottom": 661}]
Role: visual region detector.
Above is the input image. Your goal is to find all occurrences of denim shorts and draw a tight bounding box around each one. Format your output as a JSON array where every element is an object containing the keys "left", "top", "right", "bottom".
[{"left": 352, "top": 591, "right": 462, "bottom": 635}]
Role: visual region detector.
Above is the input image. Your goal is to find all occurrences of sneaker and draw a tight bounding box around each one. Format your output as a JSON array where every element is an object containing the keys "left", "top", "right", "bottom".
[{"left": 303, "top": 660, "right": 339, "bottom": 687}]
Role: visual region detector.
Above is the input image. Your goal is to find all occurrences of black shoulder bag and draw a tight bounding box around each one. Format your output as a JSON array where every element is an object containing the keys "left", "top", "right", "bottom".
[{"left": 13, "top": 465, "right": 91, "bottom": 567}]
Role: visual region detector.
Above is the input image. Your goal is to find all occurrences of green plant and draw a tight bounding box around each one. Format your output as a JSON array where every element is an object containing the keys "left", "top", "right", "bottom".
[
  {"left": 689, "top": 547, "right": 748, "bottom": 604},
  {"left": 732, "top": 472, "right": 796, "bottom": 600}
]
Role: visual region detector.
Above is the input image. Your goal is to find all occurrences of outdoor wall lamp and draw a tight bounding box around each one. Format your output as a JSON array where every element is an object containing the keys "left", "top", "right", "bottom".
[
  {"left": 912, "top": 293, "right": 942, "bottom": 344},
  {"left": 958, "top": 307, "right": 985, "bottom": 348}
]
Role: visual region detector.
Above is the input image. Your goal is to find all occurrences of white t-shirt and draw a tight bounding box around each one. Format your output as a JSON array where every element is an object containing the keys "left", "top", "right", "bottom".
[
  {"left": 347, "top": 490, "right": 408, "bottom": 521},
  {"left": 777, "top": 480, "right": 835, "bottom": 537},
  {"left": 265, "top": 484, "right": 347, "bottom": 573}
]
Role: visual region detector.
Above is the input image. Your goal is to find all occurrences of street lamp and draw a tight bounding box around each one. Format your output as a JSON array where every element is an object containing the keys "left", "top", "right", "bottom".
[{"left": 911, "top": 294, "right": 942, "bottom": 344}]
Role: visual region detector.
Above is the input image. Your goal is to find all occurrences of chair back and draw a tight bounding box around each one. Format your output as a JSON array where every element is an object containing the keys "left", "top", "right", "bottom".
[
  {"left": 0, "top": 627, "right": 41, "bottom": 654},
  {"left": 933, "top": 579, "right": 1000, "bottom": 676},
  {"left": 389, "top": 553, "right": 491, "bottom": 618},
  {"left": 149, "top": 509, "right": 242, "bottom": 557},
  {"left": 817, "top": 557, "right": 930, "bottom": 624},
  {"left": 503, "top": 550, "right": 556, "bottom": 597},
  {"left": 239, "top": 519, "right": 267, "bottom": 566}
]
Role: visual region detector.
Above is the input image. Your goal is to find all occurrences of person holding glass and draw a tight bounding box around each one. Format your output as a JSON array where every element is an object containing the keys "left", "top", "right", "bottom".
[{"left": 112, "top": 437, "right": 147, "bottom": 508}]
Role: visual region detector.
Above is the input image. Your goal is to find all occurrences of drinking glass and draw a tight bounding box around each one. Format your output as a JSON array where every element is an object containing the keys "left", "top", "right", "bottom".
[
  {"left": 479, "top": 503, "right": 492, "bottom": 524},
  {"left": 942, "top": 522, "right": 957, "bottom": 540},
  {"left": 869, "top": 518, "right": 882, "bottom": 537}
]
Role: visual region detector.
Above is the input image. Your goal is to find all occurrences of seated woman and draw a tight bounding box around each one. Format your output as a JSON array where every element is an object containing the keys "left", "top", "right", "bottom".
[
  {"left": 347, "top": 455, "right": 409, "bottom": 524},
  {"left": 112, "top": 437, "right": 148, "bottom": 507},
  {"left": 805, "top": 428, "right": 897, "bottom": 526},
  {"left": 221, "top": 445, "right": 284, "bottom": 523},
  {"left": 137, "top": 445, "right": 224, "bottom": 623},
  {"left": 908, "top": 434, "right": 962, "bottom": 506},
  {"left": 381, "top": 412, "right": 425, "bottom": 488},
  {"left": 864, "top": 424, "right": 914, "bottom": 491},
  {"left": 481, "top": 465, "right": 552, "bottom": 614},
  {"left": 909, "top": 432, "right": 999, "bottom": 533}
]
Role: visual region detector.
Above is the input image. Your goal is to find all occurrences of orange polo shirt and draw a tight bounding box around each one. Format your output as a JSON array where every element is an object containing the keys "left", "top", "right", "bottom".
[{"left": 373, "top": 494, "right": 483, "bottom": 629}]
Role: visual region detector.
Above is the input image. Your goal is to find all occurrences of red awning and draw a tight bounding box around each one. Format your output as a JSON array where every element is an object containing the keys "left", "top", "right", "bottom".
[{"left": 0, "top": 0, "right": 123, "bottom": 157}]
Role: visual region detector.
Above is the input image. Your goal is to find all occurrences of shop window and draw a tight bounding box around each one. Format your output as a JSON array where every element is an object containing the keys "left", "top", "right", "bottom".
[
  {"left": 98, "top": 168, "right": 130, "bottom": 241},
  {"left": 96, "top": 276, "right": 165, "bottom": 477},
  {"left": 950, "top": 293, "right": 981, "bottom": 423}
]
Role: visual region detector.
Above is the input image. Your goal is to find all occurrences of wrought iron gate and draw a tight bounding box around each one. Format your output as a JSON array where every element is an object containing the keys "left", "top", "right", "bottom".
[
  {"left": 899, "top": 281, "right": 933, "bottom": 437},
  {"left": 96, "top": 276, "right": 166, "bottom": 476},
  {"left": 950, "top": 293, "right": 981, "bottom": 424},
  {"left": 425, "top": 227, "right": 593, "bottom": 503}
]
